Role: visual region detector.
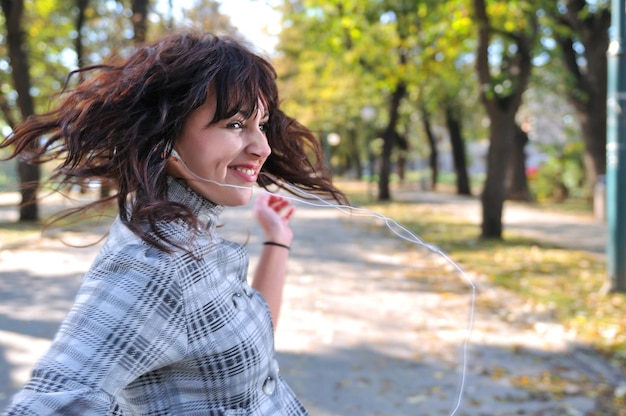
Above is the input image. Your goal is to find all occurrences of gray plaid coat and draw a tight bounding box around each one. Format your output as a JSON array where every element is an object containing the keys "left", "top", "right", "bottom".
[{"left": 2, "top": 179, "right": 308, "bottom": 415}]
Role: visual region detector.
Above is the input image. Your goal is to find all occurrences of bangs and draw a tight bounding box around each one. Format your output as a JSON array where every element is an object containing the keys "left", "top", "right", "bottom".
[{"left": 211, "top": 52, "right": 277, "bottom": 122}]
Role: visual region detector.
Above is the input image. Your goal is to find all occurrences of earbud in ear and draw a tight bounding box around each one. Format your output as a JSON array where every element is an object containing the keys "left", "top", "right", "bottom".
[{"left": 170, "top": 149, "right": 182, "bottom": 161}]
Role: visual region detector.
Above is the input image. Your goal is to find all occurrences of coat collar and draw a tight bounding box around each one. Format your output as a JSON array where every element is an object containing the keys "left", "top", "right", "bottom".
[{"left": 167, "top": 177, "right": 224, "bottom": 231}]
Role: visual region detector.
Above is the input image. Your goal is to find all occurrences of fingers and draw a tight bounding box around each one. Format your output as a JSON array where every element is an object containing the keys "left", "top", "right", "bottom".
[
  {"left": 255, "top": 193, "right": 294, "bottom": 219},
  {"left": 253, "top": 193, "right": 295, "bottom": 243},
  {"left": 273, "top": 204, "right": 295, "bottom": 223},
  {"left": 267, "top": 195, "right": 291, "bottom": 215}
]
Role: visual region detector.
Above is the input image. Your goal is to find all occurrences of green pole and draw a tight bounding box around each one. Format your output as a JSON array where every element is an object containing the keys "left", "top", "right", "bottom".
[{"left": 607, "top": 0, "right": 626, "bottom": 292}]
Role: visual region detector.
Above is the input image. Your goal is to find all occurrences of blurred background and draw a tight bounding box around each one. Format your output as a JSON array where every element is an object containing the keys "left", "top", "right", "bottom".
[
  {"left": 2, "top": 2, "right": 626, "bottom": 413},
  {"left": 0, "top": 0, "right": 610, "bottom": 230}
]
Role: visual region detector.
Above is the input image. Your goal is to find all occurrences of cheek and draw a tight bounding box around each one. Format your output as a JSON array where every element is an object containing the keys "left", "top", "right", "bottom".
[
  {"left": 183, "top": 142, "right": 217, "bottom": 168},
  {"left": 188, "top": 150, "right": 233, "bottom": 180},
  {"left": 178, "top": 130, "right": 243, "bottom": 173}
]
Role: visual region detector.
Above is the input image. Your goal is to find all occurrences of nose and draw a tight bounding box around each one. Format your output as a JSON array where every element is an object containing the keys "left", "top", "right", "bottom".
[{"left": 247, "top": 128, "right": 271, "bottom": 159}]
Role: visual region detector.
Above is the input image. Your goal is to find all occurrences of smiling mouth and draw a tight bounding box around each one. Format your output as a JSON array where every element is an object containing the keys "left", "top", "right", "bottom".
[{"left": 232, "top": 166, "right": 256, "bottom": 176}]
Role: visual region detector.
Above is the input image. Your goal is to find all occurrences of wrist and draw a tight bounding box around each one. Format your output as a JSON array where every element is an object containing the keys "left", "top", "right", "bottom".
[
  {"left": 263, "top": 231, "right": 293, "bottom": 247},
  {"left": 263, "top": 241, "right": 290, "bottom": 251}
]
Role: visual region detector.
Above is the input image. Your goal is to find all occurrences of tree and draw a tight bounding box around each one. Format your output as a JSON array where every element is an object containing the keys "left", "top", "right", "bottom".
[
  {"left": 75, "top": 0, "right": 89, "bottom": 69},
  {"left": 523, "top": 62, "right": 583, "bottom": 200},
  {"left": 374, "top": 0, "right": 416, "bottom": 201},
  {"left": 419, "top": 103, "right": 439, "bottom": 190},
  {"left": 412, "top": 1, "right": 478, "bottom": 196},
  {"left": 506, "top": 122, "right": 533, "bottom": 200},
  {"left": 445, "top": 103, "right": 472, "bottom": 195},
  {"left": 274, "top": 1, "right": 399, "bottom": 200},
  {"left": 0, "top": 0, "right": 245, "bottom": 216},
  {"left": 181, "top": 0, "right": 240, "bottom": 37},
  {"left": 1, "top": 0, "right": 39, "bottom": 221},
  {"left": 131, "top": 0, "right": 149, "bottom": 44},
  {"left": 275, "top": 1, "right": 385, "bottom": 188},
  {"left": 473, "top": 0, "right": 539, "bottom": 238},
  {"left": 550, "top": 0, "right": 610, "bottom": 194},
  {"left": 276, "top": 0, "right": 479, "bottom": 200}
]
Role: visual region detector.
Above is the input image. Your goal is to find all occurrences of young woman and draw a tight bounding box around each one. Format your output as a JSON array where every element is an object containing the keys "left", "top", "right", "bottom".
[{"left": 1, "top": 32, "right": 345, "bottom": 415}]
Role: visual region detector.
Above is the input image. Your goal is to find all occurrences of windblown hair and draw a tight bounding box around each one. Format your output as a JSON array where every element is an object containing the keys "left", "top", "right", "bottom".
[{"left": 1, "top": 32, "right": 346, "bottom": 251}]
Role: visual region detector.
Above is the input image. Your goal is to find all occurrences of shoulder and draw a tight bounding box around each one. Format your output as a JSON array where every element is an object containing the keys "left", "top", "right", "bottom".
[{"left": 83, "top": 217, "right": 183, "bottom": 305}]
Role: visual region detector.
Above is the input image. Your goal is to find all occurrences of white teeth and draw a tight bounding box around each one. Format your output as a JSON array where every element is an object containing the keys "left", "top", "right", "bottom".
[{"left": 234, "top": 167, "right": 255, "bottom": 176}]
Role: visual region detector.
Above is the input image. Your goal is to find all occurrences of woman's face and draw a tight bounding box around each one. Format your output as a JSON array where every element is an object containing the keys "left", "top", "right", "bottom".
[{"left": 167, "top": 93, "right": 271, "bottom": 206}]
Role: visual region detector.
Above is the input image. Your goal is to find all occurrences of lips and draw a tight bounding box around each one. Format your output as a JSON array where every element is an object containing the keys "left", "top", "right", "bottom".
[{"left": 229, "top": 164, "right": 259, "bottom": 182}]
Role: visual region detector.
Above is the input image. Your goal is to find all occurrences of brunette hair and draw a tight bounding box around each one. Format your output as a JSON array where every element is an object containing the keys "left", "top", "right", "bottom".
[{"left": 1, "top": 32, "right": 346, "bottom": 251}]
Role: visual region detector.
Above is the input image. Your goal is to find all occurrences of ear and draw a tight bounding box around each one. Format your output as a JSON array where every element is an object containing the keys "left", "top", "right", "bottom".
[
  {"left": 165, "top": 149, "right": 183, "bottom": 177},
  {"left": 170, "top": 149, "right": 182, "bottom": 161}
]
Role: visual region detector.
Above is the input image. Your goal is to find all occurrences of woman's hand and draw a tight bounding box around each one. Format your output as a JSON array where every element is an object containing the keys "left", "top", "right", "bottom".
[
  {"left": 252, "top": 193, "right": 295, "bottom": 246},
  {"left": 251, "top": 193, "right": 295, "bottom": 329}
]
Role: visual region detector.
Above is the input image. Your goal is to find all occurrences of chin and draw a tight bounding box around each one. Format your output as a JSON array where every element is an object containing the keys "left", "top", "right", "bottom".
[
  {"left": 188, "top": 180, "right": 253, "bottom": 207},
  {"left": 219, "top": 189, "right": 254, "bottom": 207}
]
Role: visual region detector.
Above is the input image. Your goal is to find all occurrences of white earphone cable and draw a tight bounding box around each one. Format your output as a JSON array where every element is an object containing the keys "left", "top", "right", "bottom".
[{"left": 171, "top": 150, "right": 475, "bottom": 415}]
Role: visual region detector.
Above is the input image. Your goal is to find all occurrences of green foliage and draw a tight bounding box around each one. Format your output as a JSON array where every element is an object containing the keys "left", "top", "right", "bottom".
[
  {"left": 0, "top": 0, "right": 603, "bottom": 203},
  {"left": 0, "top": 0, "right": 242, "bottom": 133},
  {"left": 530, "top": 140, "right": 586, "bottom": 201},
  {"left": 0, "top": 0, "right": 131, "bottom": 129},
  {"left": 275, "top": 0, "right": 487, "bottom": 181}
]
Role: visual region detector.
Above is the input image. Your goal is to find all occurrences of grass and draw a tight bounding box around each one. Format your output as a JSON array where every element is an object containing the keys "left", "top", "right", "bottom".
[
  {"left": 337, "top": 180, "right": 626, "bottom": 362},
  {"left": 534, "top": 197, "right": 594, "bottom": 215}
]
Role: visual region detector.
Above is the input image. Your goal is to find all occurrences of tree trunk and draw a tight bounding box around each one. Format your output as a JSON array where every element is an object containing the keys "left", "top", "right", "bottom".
[
  {"left": 2, "top": 0, "right": 39, "bottom": 221},
  {"left": 0, "top": 93, "right": 17, "bottom": 130},
  {"left": 347, "top": 128, "right": 362, "bottom": 180},
  {"left": 396, "top": 134, "right": 408, "bottom": 184},
  {"left": 421, "top": 108, "right": 439, "bottom": 191},
  {"left": 506, "top": 124, "right": 533, "bottom": 201},
  {"left": 131, "top": 0, "right": 150, "bottom": 44},
  {"left": 473, "top": 0, "right": 536, "bottom": 238},
  {"left": 75, "top": 0, "right": 89, "bottom": 68},
  {"left": 378, "top": 82, "right": 406, "bottom": 201},
  {"left": 445, "top": 105, "right": 471, "bottom": 195},
  {"left": 554, "top": 2, "right": 609, "bottom": 195},
  {"left": 75, "top": 0, "right": 89, "bottom": 193},
  {"left": 481, "top": 116, "right": 515, "bottom": 237},
  {"left": 580, "top": 105, "right": 607, "bottom": 192},
  {"left": 378, "top": 130, "right": 393, "bottom": 201},
  {"left": 397, "top": 152, "right": 406, "bottom": 184}
]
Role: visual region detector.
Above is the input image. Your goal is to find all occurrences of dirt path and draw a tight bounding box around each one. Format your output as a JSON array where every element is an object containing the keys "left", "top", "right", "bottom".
[{"left": 0, "top": 191, "right": 623, "bottom": 415}]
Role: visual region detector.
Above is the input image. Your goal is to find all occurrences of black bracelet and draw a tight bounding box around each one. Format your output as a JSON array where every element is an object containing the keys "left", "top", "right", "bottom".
[{"left": 263, "top": 241, "right": 290, "bottom": 251}]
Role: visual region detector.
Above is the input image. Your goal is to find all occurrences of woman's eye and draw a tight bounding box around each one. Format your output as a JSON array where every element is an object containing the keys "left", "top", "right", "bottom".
[
  {"left": 227, "top": 121, "right": 244, "bottom": 129},
  {"left": 259, "top": 123, "right": 268, "bottom": 133}
]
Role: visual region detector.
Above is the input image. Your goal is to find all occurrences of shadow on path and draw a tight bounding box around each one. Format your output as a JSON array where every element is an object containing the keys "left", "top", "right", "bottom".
[{"left": 0, "top": 192, "right": 621, "bottom": 414}]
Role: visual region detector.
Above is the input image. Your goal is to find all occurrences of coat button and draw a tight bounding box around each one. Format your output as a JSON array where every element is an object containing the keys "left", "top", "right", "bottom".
[
  {"left": 241, "top": 281, "right": 254, "bottom": 297},
  {"left": 196, "top": 214, "right": 210, "bottom": 231},
  {"left": 231, "top": 292, "right": 248, "bottom": 310},
  {"left": 262, "top": 376, "right": 276, "bottom": 395}
]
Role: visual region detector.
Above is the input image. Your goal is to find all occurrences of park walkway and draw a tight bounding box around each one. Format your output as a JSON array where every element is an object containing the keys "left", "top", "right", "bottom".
[{"left": 0, "top": 189, "right": 623, "bottom": 415}]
